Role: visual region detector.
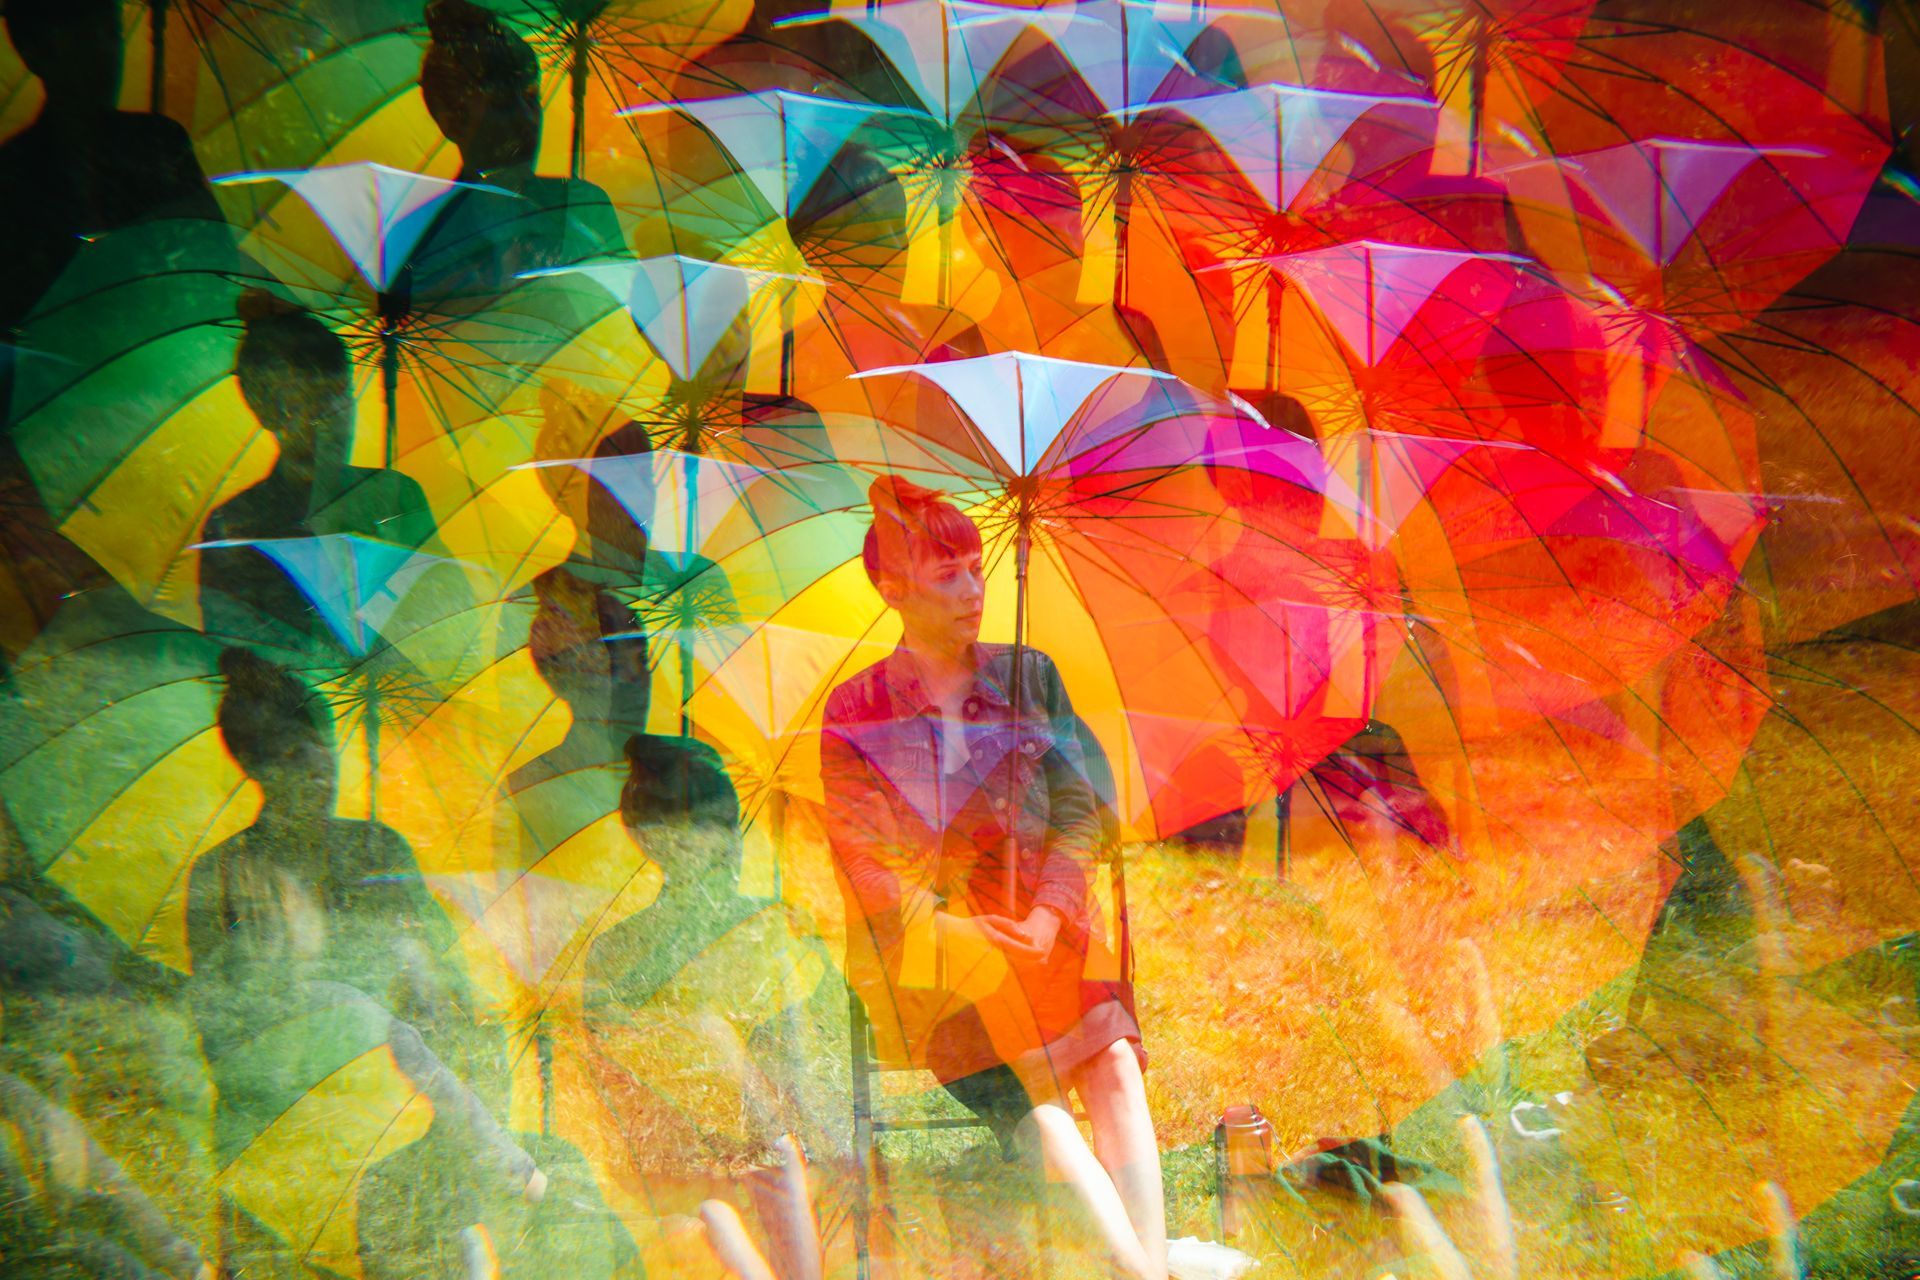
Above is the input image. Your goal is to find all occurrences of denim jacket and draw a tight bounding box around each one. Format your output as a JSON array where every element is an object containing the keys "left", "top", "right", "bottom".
[{"left": 821, "top": 643, "right": 1124, "bottom": 1076}]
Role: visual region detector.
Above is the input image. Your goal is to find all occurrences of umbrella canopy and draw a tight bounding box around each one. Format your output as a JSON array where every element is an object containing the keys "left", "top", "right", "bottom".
[
  {"left": 1717, "top": 239, "right": 1920, "bottom": 644},
  {"left": 0, "top": 552, "right": 554, "bottom": 980},
  {"left": 0, "top": 588, "right": 296, "bottom": 961},
  {"left": 694, "top": 352, "right": 1445, "bottom": 839},
  {"left": 175, "top": 0, "right": 427, "bottom": 185},
  {"left": 209, "top": 161, "right": 637, "bottom": 579},
  {"left": 1341, "top": 0, "right": 1596, "bottom": 173},
  {"left": 475, "top": 0, "right": 757, "bottom": 180},
  {"left": 7, "top": 219, "right": 282, "bottom": 623},
  {"left": 1492, "top": 4, "right": 1891, "bottom": 338}
]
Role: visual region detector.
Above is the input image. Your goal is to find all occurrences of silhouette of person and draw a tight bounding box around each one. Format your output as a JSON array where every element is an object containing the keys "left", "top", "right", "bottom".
[
  {"left": 486, "top": 579, "right": 645, "bottom": 1089},
  {"left": 408, "top": 0, "right": 626, "bottom": 301},
  {"left": 199, "top": 292, "right": 442, "bottom": 651},
  {"left": 579, "top": 728, "right": 832, "bottom": 1198},
  {"left": 0, "top": 0, "right": 219, "bottom": 664},
  {"left": 964, "top": 144, "right": 1238, "bottom": 394},
  {"left": 0, "top": 0, "right": 223, "bottom": 354},
  {"left": 784, "top": 144, "right": 986, "bottom": 418},
  {"left": 185, "top": 647, "right": 542, "bottom": 1274},
  {"left": 526, "top": 400, "right": 655, "bottom": 750}
]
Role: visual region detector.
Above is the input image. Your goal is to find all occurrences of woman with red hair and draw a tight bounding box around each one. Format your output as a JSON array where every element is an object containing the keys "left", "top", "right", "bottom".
[{"left": 821, "top": 476, "right": 1181, "bottom": 1279}]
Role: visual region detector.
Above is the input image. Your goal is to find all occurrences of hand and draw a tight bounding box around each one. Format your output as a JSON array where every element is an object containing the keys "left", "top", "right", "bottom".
[
  {"left": 935, "top": 911, "right": 1047, "bottom": 960},
  {"left": 1000, "top": 906, "right": 1062, "bottom": 964}
]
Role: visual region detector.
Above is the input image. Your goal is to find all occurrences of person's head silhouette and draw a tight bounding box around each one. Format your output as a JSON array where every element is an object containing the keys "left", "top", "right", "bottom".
[
  {"left": 420, "top": 0, "right": 543, "bottom": 176},
  {"left": 971, "top": 145, "right": 1083, "bottom": 280},
  {"left": 234, "top": 290, "right": 354, "bottom": 479},
  {"left": 531, "top": 395, "right": 653, "bottom": 576},
  {"left": 216, "top": 647, "right": 337, "bottom": 812},
  {"left": 530, "top": 582, "right": 614, "bottom": 718},
  {"left": 5, "top": 0, "right": 125, "bottom": 114},
  {"left": 582, "top": 423, "right": 652, "bottom": 576},
  {"left": 619, "top": 732, "right": 741, "bottom": 888},
  {"left": 789, "top": 143, "right": 912, "bottom": 298}
]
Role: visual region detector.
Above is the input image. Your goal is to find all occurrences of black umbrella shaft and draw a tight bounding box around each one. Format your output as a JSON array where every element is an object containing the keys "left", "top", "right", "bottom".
[
  {"left": 1006, "top": 523, "right": 1030, "bottom": 909},
  {"left": 680, "top": 449, "right": 697, "bottom": 738},
  {"left": 365, "top": 676, "right": 381, "bottom": 831},
  {"left": 780, "top": 292, "right": 795, "bottom": 397},
  {"left": 149, "top": 0, "right": 169, "bottom": 117},
  {"left": 1467, "top": 25, "right": 1490, "bottom": 176},
  {"left": 570, "top": 21, "right": 591, "bottom": 180},
  {"left": 381, "top": 327, "right": 400, "bottom": 470}
]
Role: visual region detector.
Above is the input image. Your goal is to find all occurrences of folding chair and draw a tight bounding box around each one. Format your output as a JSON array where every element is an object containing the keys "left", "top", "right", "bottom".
[{"left": 847, "top": 842, "right": 1132, "bottom": 1280}]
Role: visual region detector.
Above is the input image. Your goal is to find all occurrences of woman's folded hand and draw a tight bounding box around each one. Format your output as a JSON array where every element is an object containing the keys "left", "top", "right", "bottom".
[{"left": 935, "top": 910, "right": 1056, "bottom": 961}]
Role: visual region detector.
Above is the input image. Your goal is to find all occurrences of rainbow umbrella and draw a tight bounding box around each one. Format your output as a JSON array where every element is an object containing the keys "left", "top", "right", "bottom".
[
  {"left": 0, "top": 586, "right": 302, "bottom": 964},
  {"left": 209, "top": 161, "right": 633, "bottom": 578},
  {"left": 167, "top": 0, "right": 425, "bottom": 187},
  {"left": 7, "top": 218, "right": 287, "bottom": 624},
  {"left": 976, "top": 0, "right": 1299, "bottom": 309},
  {"left": 521, "top": 404, "right": 869, "bottom": 735},
  {"left": 476, "top": 0, "right": 757, "bottom": 179},
  {"left": 215, "top": 161, "right": 520, "bottom": 460},
  {"left": 700, "top": 353, "right": 1438, "bottom": 844},
  {"left": 617, "top": 90, "right": 925, "bottom": 390},
  {"left": 773, "top": 0, "right": 1074, "bottom": 305},
  {"left": 526, "top": 253, "right": 817, "bottom": 397}
]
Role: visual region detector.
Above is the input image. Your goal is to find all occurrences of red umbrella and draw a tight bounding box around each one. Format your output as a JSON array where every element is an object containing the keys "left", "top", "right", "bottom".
[
  {"left": 1197, "top": 239, "right": 1525, "bottom": 443},
  {"left": 1321, "top": 0, "right": 1596, "bottom": 174},
  {"left": 1401, "top": 299, "right": 1766, "bottom": 736},
  {"left": 1498, "top": 6, "right": 1891, "bottom": 336},
  {"left": 1716, "top": 238, "right": 1920, "bottom": 644}
]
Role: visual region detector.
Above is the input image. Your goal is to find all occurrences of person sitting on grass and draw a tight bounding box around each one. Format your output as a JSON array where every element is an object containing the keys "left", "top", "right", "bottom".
[
  {"left": 184, "top": 648, "right": 545, "bottom": 1275},
  {"left": 579, "top": 720, "right": 834, "bottom": 1201}
]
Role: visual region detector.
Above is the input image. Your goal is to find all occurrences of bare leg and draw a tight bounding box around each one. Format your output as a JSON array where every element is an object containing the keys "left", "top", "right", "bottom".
[
  {"left": 1020, "top": 1100, "right": 1163, "bottom": 1280},
  {"left": 1074, "top": 1042, "right": 1167, "bottom": 1280}
]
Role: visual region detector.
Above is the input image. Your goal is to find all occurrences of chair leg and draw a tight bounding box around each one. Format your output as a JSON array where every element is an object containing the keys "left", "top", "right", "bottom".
[{"left": 850, "top": 988, "right": 875, "bottom": 1280}]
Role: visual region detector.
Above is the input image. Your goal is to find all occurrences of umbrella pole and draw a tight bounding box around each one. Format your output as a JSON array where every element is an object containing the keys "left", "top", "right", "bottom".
[
  {"left": 364, "top": 675, "right": 380, "bottom": 829},
  {"left": 680, "top": 451, "right": 696, "bottom": 738},
  {"left": 1275, "top": 785, "right": 1291, "bottom": 881},
  {"left": 380, "top": 319, "right": 400, "bottom": 471},
  {"left": 1006, "top": 523, "right": 1031, "bottom": 911},
  {"left": 780, "top": 290, "right": 795, "bottom": 399},
  {"left": 770, "top": 787, "right": 787, "bottom": 900},
  {"left": 538, "top": 1033, "right": 555, "bottom": 1135},
  {"left": 570, "top": 20, "right": 591, "bottom": 181},
  {"left": 938, "top": 208, "right": 954, "bottom": 308},
  {"left": 1466, "top": 26, "right": 1489, "bottom": 177},
  {"left": 1114, "top": 167, "right": 1133, "bottom": 308},
  {"left": 149, "top": 0, "right": 169, "bottom": 116},
  {"left": 1266, "top": 272, "right": 1284, "bottom": 391}
]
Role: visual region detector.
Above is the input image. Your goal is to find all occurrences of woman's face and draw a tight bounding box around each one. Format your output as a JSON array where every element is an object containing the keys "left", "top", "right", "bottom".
[{"left": 883, "top": 547, "right": 985, "bottom": 655}]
